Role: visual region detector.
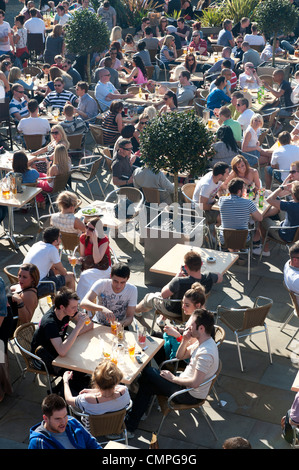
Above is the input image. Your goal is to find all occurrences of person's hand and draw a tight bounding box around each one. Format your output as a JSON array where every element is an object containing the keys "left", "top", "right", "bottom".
[
  {"left": 160, "top": 369, "right": 175, "bottom": 382},
  {"left": 12, "top": 292, "right": 22, "bottom": 304},
  {"left": 63, "top": 371, "right": 73, "bottom": 382},
  {"left": 101, "top": 306, "right": 115, "bottom": 323},
  {"left": 164, "top": 325, "right": 180, "bottom": 338}
]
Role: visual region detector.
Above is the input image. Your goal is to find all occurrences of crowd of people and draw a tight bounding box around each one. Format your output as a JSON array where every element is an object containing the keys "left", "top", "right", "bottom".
[{"left": 1, "top": 0, "right": 299, "bottom": 451}]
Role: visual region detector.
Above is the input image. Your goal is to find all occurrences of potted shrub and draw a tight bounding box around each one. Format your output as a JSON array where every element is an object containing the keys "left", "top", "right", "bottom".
[
  {"left": 64, "top": 9, "right": 110, "bottom": 83},
  {"left": 255, "top": 0, "right": 299, "bottom": 67}
]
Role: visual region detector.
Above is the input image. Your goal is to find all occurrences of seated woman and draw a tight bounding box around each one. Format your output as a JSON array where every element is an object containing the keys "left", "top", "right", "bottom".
[
  {"left": 8, "top": 263, "right": 39, "bottom": 331},
  {"left": 154, "top": 282, "right": 206, "bottom": 365},
  {"left": 170, "top": 53, "right": 199, "bottom": 81},
  {"left": 159, "top": 90, "right": 178, "bottom": 114},
  {"left": 30, "top": 124, "right": 70, "bottom": 173},
  {"left": 123, "top": 33, "right": 136, "bottom": 53},
  {"left": 102, "top": 100, "right": 123, "bottom": 146},
  {"left": 35, "top": 143, "right": 72, "bottom": 208},
  {"left": 9, "top": 150, "right": 39, "bottom": 183},
  {"left": 180, "top": 0, "right": 193, "bottom": 20},
  {"left": 221, "top": 154, "right": 261, "bottom": 194},
  {"left": 160, "top": 35, "right": 177, "bottom": 69},
  {"left": 51, "top": 190, "right": 85, "bottom": 234},
  {"left": 241, "top": 113, "right": 271, "bottom": 167},
  {"left": 157, "top": 16, "right": 168, "bottom": 38},
  {"left": 8, "top": 66, "right": 35, "bottom": 92},
  {"left": 63, "top": 360, "right": 131, "bottom": 430},
  {"left": 121, "top": 56, "right": 148, "bottom": 86},
  {"left": 130, "top": 112, "right": 149, "bottom": 158},
  {"left": 210, "top": 126, "right": 239, "bottom": 166},
  {"left": 76, "top": 218, "right": 111, "bottom": 300}
]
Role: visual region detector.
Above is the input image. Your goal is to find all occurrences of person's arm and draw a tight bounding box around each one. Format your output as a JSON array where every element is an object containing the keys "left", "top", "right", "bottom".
[
  {"left": 122, "top": 306, "right": 135, "bottom": 327},
  {"left": 252, "top": 169, "right": 261, "bottom": 190},
  {"left": 0, "top": 71, "right": 9, "bottom": 92},
  {"left": 50, "top": 311, "right": 88, "bottom": 356},
  {"left": 11, "top": 290, "right": 38, "bottom": 324},
  {"left": 160, "top": 282, "right": 174, "bottom": 299},
  {"left": 265, "top": 186, "right": 283, "bottom": 210},
  {"left": 115, "top": 112, "right": 123, "bottom": 133},
  {"left": 242, "top": 129, "right": 261, "bottom": 153},
  {"left": 63, "top": 370, "right": 77, "bottom": 406},
  {"left": 262, "top": 82, "right": 284, "bottom": 98},
  {"left": 199, "top": 194, "right": 214, "bottom": 211},
  {"left": 251, "top": 208, "right": 263, "bottom": 222},
  {"left": 74, "top": 217, "right": 86, "bottom": 233},
  {"left": 80, "top": 288, "right": 114, "bottom": 318}
]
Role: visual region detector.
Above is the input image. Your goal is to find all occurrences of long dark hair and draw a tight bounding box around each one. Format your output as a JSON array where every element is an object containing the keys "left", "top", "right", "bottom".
[
  {"left": 184, "top": 53, "right": 196, "bottom": 73},
  {"left": 216, "top": 125, "right": 238, "bottom": 153},
  {"left": 12, "top": 151, "right": 28, "bottom": 173},
  {"left": 133, "top": 55, "right": 147, "bottom": 78},
  {"left": 165, "top": 90, "right": 178, "bottom": 108}
]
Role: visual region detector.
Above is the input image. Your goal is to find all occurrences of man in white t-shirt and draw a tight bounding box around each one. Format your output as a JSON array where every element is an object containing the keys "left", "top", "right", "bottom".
[
  {"left": 95, "top": 68, "right": 133, "bottom": 111},
  {"left": 239, "top": 62, "right": 261, "bottom": 90},
  {"left": 237, "top": 97, "right": 254, "bottom": 131},
  {"left": 284, "top": 241, "right": 299, "bottom": 296},
  {"left": 0, "top": 9, "right": 13, "bottom": 55},
  {"left": 17, "top": 98, "right": 50, "bottom": 145},
  {"left": 80, "top": 263, "right": 137, "bottom": 327},
  {"left": 244, "top": 23, "right": 265, "bottom": 47},
  {"left": 193, "top": 162, "right": 230, "bottom": 225},
  {"left": 24, "top": 8, "right": 45, "bottom": 42},
  {"left": 265, "top": 131, "right": 299, "bottom": 189},
  {"left": 23, "top": 227, "right": 75, "bottom": 296}
]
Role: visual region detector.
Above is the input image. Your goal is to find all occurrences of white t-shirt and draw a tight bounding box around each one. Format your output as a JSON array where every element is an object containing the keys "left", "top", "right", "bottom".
[
  {"left": 193, "top": 171, "right": 222, "bottom": 205},
  {"left": 243, "top": 34, "right": 265, "bottom": 46},
  {"left": 284, "top": 260, "right": 299, "bottom": 297},
  {"left": 95, "top": 80, "right": 118, "bottom": 111},
  {"left": 24, "top": 17, "right": 45, "bottom": 41},
  {"left": 0, "top": 21, "right": 12, "bottom": 52},
  {"left": 23, "top": 241, "right": 61, "bottom": 281},
  {"left": 91, "top": 279, "right": 138, "bottom": 326},
  {"left": 239, "top": 73, "right": 259, "bottom": 90},
  {"left": 17, "top": 116, "right": 51, "bottom": 145},
  {"left": 271, "top": 144, "right": 299, "bottom": 180},
  {"left": 180, "top": 337, "right": 219, "bottom": 399},
  {"left": 292, "top": 84, "right": 299, "bottom": 105},
  {"left": 237, "top": 108, "right": 254, "bottom": 132}
]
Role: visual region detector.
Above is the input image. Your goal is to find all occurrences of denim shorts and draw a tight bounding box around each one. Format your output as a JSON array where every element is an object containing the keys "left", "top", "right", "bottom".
[{"left": 37, "top": 270, "right": 65, "bottom": 297}]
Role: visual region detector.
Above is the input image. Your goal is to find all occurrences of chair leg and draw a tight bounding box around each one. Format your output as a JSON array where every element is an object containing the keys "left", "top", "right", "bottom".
[
  {"left": 156, "top": 413, "right": 167, "bottom": 437},
  {"left": 235, "top": 331, "right": 244, "bottom": 372},
  {"left": 200, "top": 406, "right": 218, "bottom": 440},
  {"left": 264, "top": 323, "right": 272, "bottom": 364},
  {"left": 86, "top": 182, "right": 95, "bottom": 201},
  {"left": 96, "top": 176, "right": 105, "bottom": 197},
  {"left": 8, "top": 339, "right": 23, "bottom": 374},
  {"left": 281, "top": 310, "right": 295, "bottom": 332}
]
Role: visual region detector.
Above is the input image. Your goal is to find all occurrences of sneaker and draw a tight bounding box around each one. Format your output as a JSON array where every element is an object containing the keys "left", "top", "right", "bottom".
[
  {"left": 156, "top": 315, "right": 166, "bottom": 327},
  {"left": 127, "top": 431, "right": 135, "bottom": 439},
  {"left": 262, "top": 250, "right": 270, "bottom": 257},
  {"left": 252, "top": 247, "right": 262, "bottom": 255}
]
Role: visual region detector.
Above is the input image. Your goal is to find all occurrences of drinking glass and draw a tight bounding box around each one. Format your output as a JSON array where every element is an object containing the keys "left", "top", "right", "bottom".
[{"left": 138, "top": 327, "right": 146, "bottom": 348}]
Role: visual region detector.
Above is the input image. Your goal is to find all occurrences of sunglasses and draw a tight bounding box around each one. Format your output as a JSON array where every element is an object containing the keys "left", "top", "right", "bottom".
[
  {"left": 236, "top": 103, "right": 242, "bottom": 107},
  {"left": 290, "top": 170, "right": 299, "bottom": 174},
  {"left": 140, "top": 121, "right": 148, "bottom": 125},
  {"left": 51, "top": 131, "right": 59, "bottom": 135},
  {"left": 85, "top": 224, "right": 95, "bottom": 231},
  {"left": 16, "top": 90, "right": 24, "bottom": 93}
]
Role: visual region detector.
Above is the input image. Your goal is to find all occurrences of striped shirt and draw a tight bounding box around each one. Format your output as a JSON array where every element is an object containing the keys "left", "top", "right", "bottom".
[
  {"left": 43, "top": 90, "right": 77, "bottom": 110},
  {"left": 9, "top": 97, "right": 29, "bottom": 121},
  {"left": 219, "top": 195, "right": 257, "bottom": 230},
  {"left": 102, "top": 111, "right": 119, "bottom": 145}
]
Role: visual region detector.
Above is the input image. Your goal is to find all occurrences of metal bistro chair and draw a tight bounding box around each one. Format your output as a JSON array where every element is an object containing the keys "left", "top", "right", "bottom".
[
  {"left": 22, "top": 65, "right": 42, "bottom": 77},
  {"left": 153, "top": 360, "right": 222, "bottom": 439},
  {"left": 89, "top": 123, "right": 104, "bottom": 152},
  {"left": 281, "top": 282, "right": 299, "bottom": 348},
  {"left": 149, "top": 298, "right": 184, "bottom": 334},
  {"left": 155, "top": 54, "right": 169, "bottom": 81},
  {"left": 39, "top": 172, "right": 71, "bottom": 213},
  {"left": 71, "top": 155, "right": 105, "bottom": 200},
  {"left": 181, "top": 183, "right": 196, "bottom": 203},
  {"left": 99, "top": 147, "right": 113, "bottom": 191},
  {"left": 69, "top": 400, "right": 132, "bottom": 446},
  {"left": 258, "top": 225, "right": 299, "bottom": 263},
  {"left": 13, "top": 322, "right": 57, "bottom": 393},
  {"left": 23, "top": 134, "right": 44, "bottom": 152},
  {"left": 216, "top": 296, "right": 273, "bottom": 372},
  {"left": 215, "top": 227, "right": 254, "bottom": 281},
  {"left": 67, "top": 133, "right": 85, "bottom": 158}
]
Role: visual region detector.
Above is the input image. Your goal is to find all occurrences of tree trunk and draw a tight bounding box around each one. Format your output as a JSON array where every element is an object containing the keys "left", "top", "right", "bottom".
[
  {"left": 174, "top": 172, "right": 179, "bottom": 204},
  {"left": 272, "top": 32, "right": 277, "bottom": 68},
  {"left": 86, "top": 53, "right": 91, "bottom": 85}
]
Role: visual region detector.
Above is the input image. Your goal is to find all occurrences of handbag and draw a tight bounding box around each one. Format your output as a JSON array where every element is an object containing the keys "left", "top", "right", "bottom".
[
  {"left": 20, "top": 51, "right": 30, "bottom": 61},
  {"left": 81, "top": 253, "right": 110, "bottom": 272}
]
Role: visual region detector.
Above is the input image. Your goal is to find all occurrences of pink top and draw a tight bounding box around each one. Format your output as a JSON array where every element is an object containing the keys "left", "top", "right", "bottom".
[{"left": 133, "top": 67, "right": 147, "bottom": 85}]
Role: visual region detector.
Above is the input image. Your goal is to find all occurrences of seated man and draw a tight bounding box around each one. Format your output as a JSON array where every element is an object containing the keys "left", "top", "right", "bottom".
[
  {"left": 219, "top": 177, "right": 263, "bottom": 245},
  {"left": 241, "top": 41, "right": 262, "bottom": 68},
  {"left": 125, "top": 308, "right": 219, "bottom": 436},
  {"left": 80, "top": 263, "right": 137, "bottom": 328},
  {"left": 111, "top": 139, "right": 134, "bottom": 187},
  {"left": 218, "top": 106, "right": 242, "bottom": 142},
  {"left": 95, "top": 68, "right": 133, "bottom": 112},
  {"left": 254, "top": 181, "right": 299, "bottom": 256},
  {"left": 236, "top": 97, "right": 254, "bottom": 132},
  {"left": 17, "top": 98, "right": 50, "bottom": 145},
  {"left": 193, "top": 162, "right": 230, "bottom": 227},
  {"left": 284, "top": 241, "right": 299, "bottom": 296},
  {"left": 75, "top": 80, "right": 99, "bottom": 122},
  {"left": 60, "top": 103, "right": 88, "bottom": 135},
  {"left": 23, "top": 227, "right": 75, "bottom": 296},
  {"left": 265, "top": 131, "right": 299, "bottom": 189},
  {"left": 262, "top": 69, "right": 294, "bottom": 119},
  {"left": 9, "top": 84, "right": 29, "bottom": 123},
  {"left": 135, "top": 250, "right": 222, "bottom": 325},
  {"left": 157, "top": 70, "right": 197, "bottom": 108},
  {"left": 239, "top": 62, "right": 261, "bottom": 90},
  {"left": 133, "top": 165, "right": 174, "bottom": 205},
  {"left": 41, "top": 77, "right": 77, "bottom": 111},
  {"left": 30, "top": 288, "right": 92, "bottom": 376},
  {"left": 29, "top": 394, "right": 102, "bottom": 449}
]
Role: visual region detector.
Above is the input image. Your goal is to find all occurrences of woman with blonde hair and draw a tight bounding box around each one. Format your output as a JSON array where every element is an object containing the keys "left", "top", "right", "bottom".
[
  {"left": 76, "top": 217, "right": 112, "bottom": 300},
  {"left": 160, "top": 35, "right": 177, "bottom": 68},
  {"left": 110, "top": 25, "right": 124, "bottom": 47},
  {"left": 51, "top": 190, "right": 85, "bottom": 233},
  {"left": 63, "top": 360, "right": 130, "bottom": 429},
  {"left": 241, "top": 113, "right": 272, "bottom": 167},
  {"left": 222, "top": 154, "right": 261, "bottom": 193},
  {"left": 35, "top": 143, "right": 71, "bottom": 208},
  {"left": 8, "top": 66, "right": 34, "bottom": 91}
]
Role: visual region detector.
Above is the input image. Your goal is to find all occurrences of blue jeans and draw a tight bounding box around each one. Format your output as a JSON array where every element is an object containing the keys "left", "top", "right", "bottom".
[
  {"left": 281, "top": 40, "right": 295, "bottom": 55},
  {"left": 125, "top": 365, "right": 201, "bottom": 432}
]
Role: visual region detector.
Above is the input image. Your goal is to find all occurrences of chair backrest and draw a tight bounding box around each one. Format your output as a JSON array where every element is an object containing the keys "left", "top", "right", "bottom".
[
  {"left": 0, "top": 98, "right": 10, "bottom": 120},
  {"left": 88, "top": 408, "right": 127, "bottom": 437},
  {"left": 87, "top": 157, "right": 102, "bottom": 179},
  {"left": 60, "top": 232, "right": 80, "bottom": 252},
  {"left": 222, "top": 229, "right": 248, "bottom": 250},
  {"left": 284, "top": 282, "right": 299, "bottom": 316},
  {"left": 265, "top": 108, "right": 279, "bottom": 128},
  {"left": 212, "top": 45, "right": 224, "bottom": 53},
  {"left": 142, "top": 187, "right": 161, "bottom": 204},
  {"left": 3, "top": 265, "right": 19, "bottom": 284},
  {"left": 99, "top": 147, "right": 113, "bottom": 171},
  {"left": 89, "top": 124, "right": 104, "bottom": 145},
  {"left": 250, "top": 44, "right": 263, "bottom": 52},
  {"left": 27, "top": 33, "right": 44, "bottom": 53},
  {"left": 149, "top": 48, "right": 158, "bottom": 63},
  {"left": 258, "top": 75, "right": 273, "bottom": 87},
  {"left": 118, "top": 187, "right": 144, "bottom": 204},
  {"left": 181, "top": 183, "right": 196, "bottom": 203},
  {"left": 127, "top": 85, "right": 148, "bottom": 94},
  {"left": 214, "top": 325, "right": 225, "bottom": 347},
  {"left": 258, "top": 129, "right": 269, "bottom": 145},
  {"left": 242, "top": 302, "right": 272, "bottom": 330},
  {"left": 22, "top": 66, "right": 42, "bottom": 76},
  {"left": 67, "top": 133, "right": 83, "bottom": 150},
  {"left": 145, "top": 65, "right": 155, "bottom": 79},
  {"left": 51, "top": 172, "right": 71, "bottom": 194},
  {"left": 293, "top": 227, "right": 299, "bottom": 244},
  {"left": 23, "top": 134, "right": 43, "bottom": 151},
  {"left": 13, "top": 322, "right": 35, "bottom": 369}
]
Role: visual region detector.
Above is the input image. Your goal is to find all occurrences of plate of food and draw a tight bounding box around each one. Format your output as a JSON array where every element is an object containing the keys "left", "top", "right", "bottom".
[{"left": 81, "top": 207, "right": 103, "bottom": 217}]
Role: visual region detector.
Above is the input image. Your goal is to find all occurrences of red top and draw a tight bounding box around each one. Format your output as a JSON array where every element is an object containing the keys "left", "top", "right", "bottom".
[{"left": 79, "top": 234, "right": 111, "bottom": 266}]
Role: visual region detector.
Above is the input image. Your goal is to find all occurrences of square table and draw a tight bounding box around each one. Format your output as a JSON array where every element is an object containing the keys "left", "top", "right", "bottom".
[
  {"left": 213, "top": 191, "right": 271, "bottom": 217},
  {"left": 52, "top": 323, "right": 164, "bottom": 384},
  {"left": 0, "top": 185, "right": 42, "bottom": 250},
  {"left": 150, "top": 243, "right": 239, "bottom": 277}
]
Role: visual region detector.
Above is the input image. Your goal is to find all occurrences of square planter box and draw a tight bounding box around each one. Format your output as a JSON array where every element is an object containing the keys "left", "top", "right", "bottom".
[
  {"left": 257, "top": 62, "right": 291, "bottom": 80},
  {"left": 142, "top": 206, "right": 205, "bottom": 287}
]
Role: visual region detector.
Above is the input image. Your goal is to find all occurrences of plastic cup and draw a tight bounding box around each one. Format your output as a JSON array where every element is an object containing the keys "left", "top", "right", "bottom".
[{"left": 117, "top": 323, "right": 124, "bottom": 341}]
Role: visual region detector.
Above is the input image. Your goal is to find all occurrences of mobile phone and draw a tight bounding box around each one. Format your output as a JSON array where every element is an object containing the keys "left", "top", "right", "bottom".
[{"left": 146, "top": 335, "right": 155, "bottom": 343}]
